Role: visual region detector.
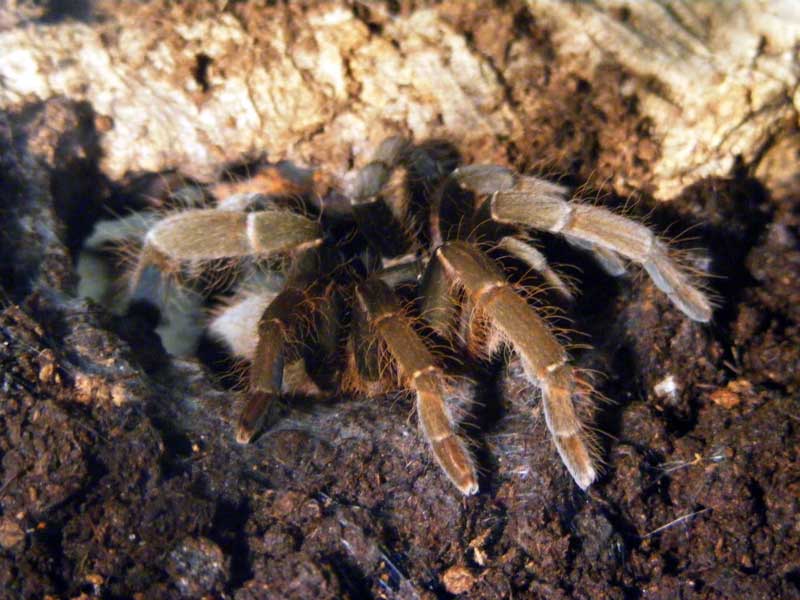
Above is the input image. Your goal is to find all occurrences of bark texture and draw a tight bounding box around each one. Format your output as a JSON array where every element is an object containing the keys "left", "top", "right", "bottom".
[{"left": 2, "top": 1, "right": 797, "bottom": 197}]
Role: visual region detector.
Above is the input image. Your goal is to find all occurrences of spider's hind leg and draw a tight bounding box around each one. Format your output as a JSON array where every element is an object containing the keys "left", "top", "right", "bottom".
[
  {"left": 453, "top": 166, "right": 713, "bottom": 322},
  {"left": 133, "top": 208, "right": 321, "bottom": 276}
]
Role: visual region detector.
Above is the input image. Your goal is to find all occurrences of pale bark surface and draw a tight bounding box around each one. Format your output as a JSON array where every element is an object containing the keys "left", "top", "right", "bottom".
[
  {"left": 529, "top": 0, "right": 800, "bottom": 198},
  {"left": 2, "top": 1, "right": 797, "bottom": 197}
]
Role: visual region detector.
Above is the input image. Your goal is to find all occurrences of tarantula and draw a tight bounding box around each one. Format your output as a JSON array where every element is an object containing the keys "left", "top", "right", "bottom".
[{"left": 81, "top": 137, "right": 711, "bottom": 495}]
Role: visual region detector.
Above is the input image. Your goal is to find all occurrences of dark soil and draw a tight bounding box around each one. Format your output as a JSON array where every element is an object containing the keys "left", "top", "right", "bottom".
[{"left": 1, "top": 7, "right": 799, "bottom": 599}]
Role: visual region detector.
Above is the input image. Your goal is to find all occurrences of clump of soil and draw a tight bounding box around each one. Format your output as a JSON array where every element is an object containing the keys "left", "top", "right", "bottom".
[{"left": 1, "top": 25, "right": 799, "bottom": 600}]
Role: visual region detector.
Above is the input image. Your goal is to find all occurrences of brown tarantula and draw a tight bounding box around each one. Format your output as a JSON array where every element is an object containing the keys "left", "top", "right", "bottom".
[{"left": 81, "top": 137, "right": 711, "bottom": 495}]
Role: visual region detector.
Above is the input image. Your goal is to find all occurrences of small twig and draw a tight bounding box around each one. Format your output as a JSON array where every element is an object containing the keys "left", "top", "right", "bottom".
[
  {"left": 0, "top": 470, "right": 23, "bottom": 499},
  {"left": 777, "top": 409, "right": 800, "bottom": 423},
  {"left": 641, "top": 507, "right": 711, "bottom": 539}
]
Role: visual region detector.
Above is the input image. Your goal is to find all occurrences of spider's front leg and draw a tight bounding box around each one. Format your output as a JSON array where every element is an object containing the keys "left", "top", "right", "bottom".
[
  {"left": 453, "top": 166, "right": 712, "bottom": 322},
  {"left": 129, "top": 206, "right": 322, "bottom": 310},
  {"left": 353, "top": 278, "right": 479, "bottom": 495},
  {"left": 432, "top": 241, "right": 597, "bottom": 490}
]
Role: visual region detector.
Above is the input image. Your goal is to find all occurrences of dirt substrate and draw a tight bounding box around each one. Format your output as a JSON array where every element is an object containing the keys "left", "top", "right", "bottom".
[{"left": 1, "top": 18, "right": 799, "bottom": 600}]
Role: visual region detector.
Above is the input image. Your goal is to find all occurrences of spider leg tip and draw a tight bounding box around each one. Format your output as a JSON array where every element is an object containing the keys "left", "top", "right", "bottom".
[
  {"left": 574, "top": 468, "right": 597, "bottom": 491},
  {"left": 675, "top": 295, "right": 713, "bottom": 323},
  {"left": 234, "top": 428, "right": 254, "bottom": 445},
  {"left": 460, "top": 481, "right": 480, "bottom": 496},
  {"left": 692, "top": 303, "right": 713, "bottom": 323}
]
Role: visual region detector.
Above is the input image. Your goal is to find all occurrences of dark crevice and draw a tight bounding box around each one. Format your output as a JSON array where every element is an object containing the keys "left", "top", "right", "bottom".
[
  {"left": 210, "top": 499, "right": 253, "bottom": 591},
  {"left": 786, "top": 568, "right": 800, "bottom": 591},
  {"left": 193, "top": 53, "right": 213, "bottom": 93},
  {"left": 324, "top": 552, "right": 376, "bottom": 599},
  {"left": 38, "top": 0, "right": 96, "bottom": 23},
  {"left": 746, "top": 478, "right": 768, "bottom": 528}
]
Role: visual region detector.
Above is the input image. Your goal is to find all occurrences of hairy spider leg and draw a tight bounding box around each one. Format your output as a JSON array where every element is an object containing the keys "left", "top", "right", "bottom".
[
  {"left": 419, "top": 254, "right": 459, "bottom": 337},
  {"left": 424, "top": 174, "right": 573, "bottom": 344},
  {"left": 236, "top": 283, "right": 320, "bottom": 443},
  {"left": 563, "top": 235, "right": 627, "bottom": 277},
  {"left": 452, "top": 169, "right": 625, "bottom": 278},
  {"left": 140, "top": 208, "right": 321, "bottom": 263},
  {"left": 350, "top": 136, "right": 416, "bottom": 258},
  {"left": 496, "top": 236, "right": 575, "bottom": 301},
  {"left": 434, "top": 241, "right": 597, "bottom": 490},
  {"left": 452, "top": 166, "right": 712, "bottom": 322},
  {"left": 129, "top": 208, "right": 322, "bottom": 309},
  {"left": 353, "top": 278, "right": 479, "bottom": 495}
]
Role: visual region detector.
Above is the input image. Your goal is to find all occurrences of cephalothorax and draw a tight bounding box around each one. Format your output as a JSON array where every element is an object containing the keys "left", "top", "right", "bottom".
[{"left": 83, "top": 137, "right": 711, "bottom": 495}]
